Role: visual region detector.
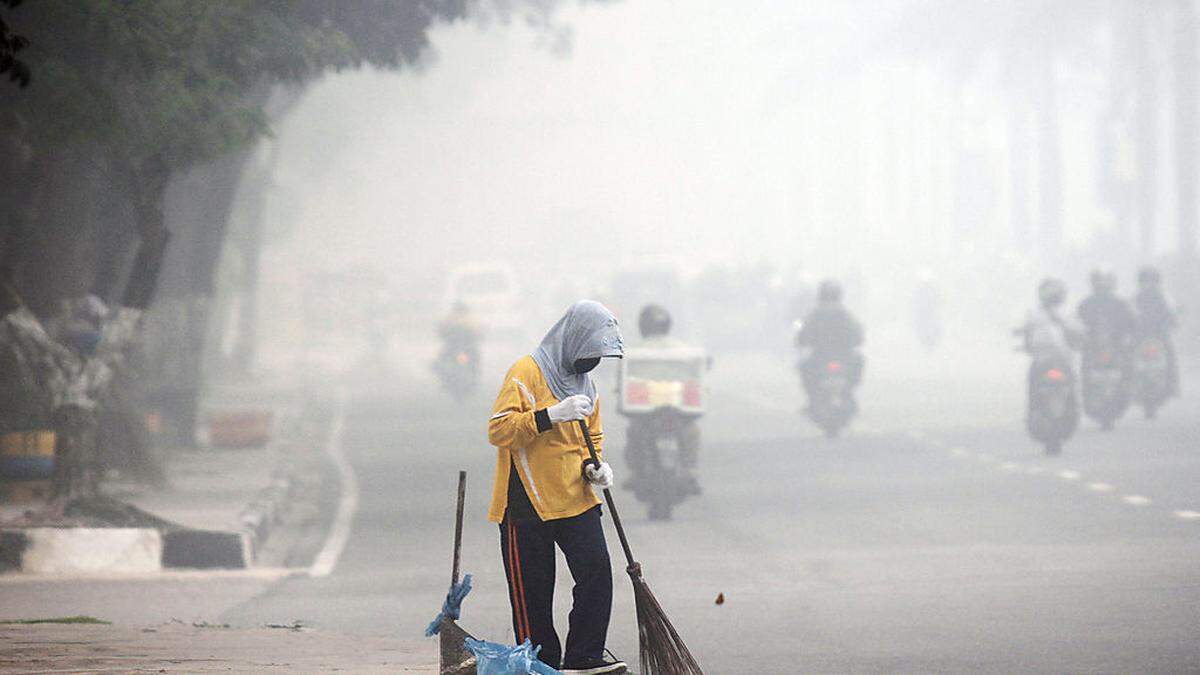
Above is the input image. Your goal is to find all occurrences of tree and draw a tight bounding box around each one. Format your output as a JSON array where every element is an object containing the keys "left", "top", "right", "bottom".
[
  {"left": 0, "top": 0, "right": 593, "bottom": 457},
  {"left": 0, "top": 0, "right": 29, "bottom": 88}
]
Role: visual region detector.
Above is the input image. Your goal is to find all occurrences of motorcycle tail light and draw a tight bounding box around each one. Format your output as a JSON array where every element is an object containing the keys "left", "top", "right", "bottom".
[
  {"left": 626, "top": 381, "right": 650, "bottom": 405},
  {"left": 456, "top": 352, "right": 471, "bottom": 365},
  {"left": 683, "top": 381, "right": 702, "bottom": 407},
  {"left": 826, "top": 360, "right": 842, "bottom": 373},
  {"left": 1145, "top": 345, "right": 1159, "bottom": 357},
  {"left": 1045, "top": 368, "right": 1066, "bottom": 382},
  {"left": 1099, "top": 352, "right": 1112, "bottom": 365}
]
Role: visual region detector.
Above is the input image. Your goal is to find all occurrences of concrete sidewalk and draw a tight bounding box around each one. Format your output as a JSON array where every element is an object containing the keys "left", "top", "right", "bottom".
[
  {"left": 0, "top": 622, "right": 436, "bottom": 673},
  {"left": 1, "top": 382, "right": 330, "bottom": 574}
]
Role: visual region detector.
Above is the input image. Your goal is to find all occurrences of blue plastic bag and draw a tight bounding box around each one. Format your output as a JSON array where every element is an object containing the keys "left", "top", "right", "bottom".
[
  {"left": 465, "top": 638, "right": 563, "bottom": 675},
  {"left": 424, "top": 574, "right": 473, "bottom": 637}
]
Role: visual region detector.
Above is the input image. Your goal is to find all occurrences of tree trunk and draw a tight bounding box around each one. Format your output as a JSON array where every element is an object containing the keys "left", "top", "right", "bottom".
[
  {"left": 1134, "top": 7, "right": 1159, "bottom": 257},
  {"left": 1175, "top": 0, "right": 1198, "bottom": 260},
  {"left": 139, "top": 151, "right": 252, "bottom": 446},
  {"left": 231, "top": 210, "right": 262, "bottom": 374},
  {"left": 1009, "top": 103, "right": 1033, "bottom": 253},
  {"left": 1036, "top": 52, "right": 1064, "bottom": 261}
]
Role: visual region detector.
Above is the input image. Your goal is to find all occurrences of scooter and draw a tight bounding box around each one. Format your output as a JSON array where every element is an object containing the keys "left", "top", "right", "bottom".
[
  {"left": 1015, "top": 326, "right": 1079, "bottom": 455},
  {"left": 1026, "top": 357, "right": 1079, "bottom": 455},
  {"left": 804, "top": 357, "right": 858, "bottom": 438},
  {"left": 617, "top": 345, "right": 707, "bottom": 521},
  {"left": 433, "top": 345, "right": 478, "bottom": 401},
  {"left": 1132, "top": 336, "right": 1171, "bottom": 419},
  {"left": 1080, "top": 336, "right": 1130, "bottom": 431}
]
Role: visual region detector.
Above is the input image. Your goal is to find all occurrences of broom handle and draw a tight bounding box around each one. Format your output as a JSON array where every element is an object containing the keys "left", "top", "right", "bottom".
[
  {"left": 451, "top": 470, "right": 466, "bottom": 587},
  {"left": 578, "top": 419, "right": 637, "bottom": 568}
]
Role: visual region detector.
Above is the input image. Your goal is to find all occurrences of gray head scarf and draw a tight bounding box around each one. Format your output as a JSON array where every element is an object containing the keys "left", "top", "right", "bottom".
[{"left": 531, "top": 300, "right": 624, "bottom": 401}]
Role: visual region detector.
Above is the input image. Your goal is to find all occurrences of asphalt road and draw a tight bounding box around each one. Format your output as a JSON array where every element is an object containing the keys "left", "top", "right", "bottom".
[{"left": 7, "top": 347, "right": 1199, "bottom": 673}]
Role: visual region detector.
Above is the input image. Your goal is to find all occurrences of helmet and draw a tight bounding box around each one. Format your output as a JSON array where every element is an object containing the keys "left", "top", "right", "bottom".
[
  {"left": 1089, "top": 269, "right": 1116, "bottom": 294},
  {"left": 817, "top": 279, "right": 843, "bottom": 304},
  {"left": 1038, "top": 278, "right": 1066, "bottom": 308},
  {"left": 637, "top": 304, "right": 672, "bottom": 338},
  {"left": 1138, "top": 266, "right": 1161, "bottom": 287}
]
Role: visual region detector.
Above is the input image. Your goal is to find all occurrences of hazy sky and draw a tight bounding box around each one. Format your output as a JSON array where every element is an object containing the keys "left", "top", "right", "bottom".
[
  {"left": 247, "top": 0, "right": 1176, "bottom": 339},
  {"left": 263, "top": 1, "right": 923, "bottom": 280}
]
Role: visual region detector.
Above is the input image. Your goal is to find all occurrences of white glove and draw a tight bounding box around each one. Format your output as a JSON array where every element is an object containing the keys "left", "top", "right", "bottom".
[
  {"left": 584, "top": 461, "right": 614, "bottom": 490},
  {"left": 547, "top": 395, "right": 593, "bottom": 424}
]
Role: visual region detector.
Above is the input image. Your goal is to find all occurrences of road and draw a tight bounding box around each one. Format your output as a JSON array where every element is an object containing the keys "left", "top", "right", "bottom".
[{"left": 5, "top": 346, "right": 1199, "bottom": 673}]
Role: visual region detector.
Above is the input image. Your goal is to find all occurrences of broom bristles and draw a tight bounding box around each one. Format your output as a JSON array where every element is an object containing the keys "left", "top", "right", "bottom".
[{"left": 628, "top": 566, "right": 703, "bottom": 675}]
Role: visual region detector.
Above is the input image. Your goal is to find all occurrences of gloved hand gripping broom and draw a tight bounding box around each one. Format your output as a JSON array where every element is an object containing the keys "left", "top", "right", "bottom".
[{"left": 578, "top": 419, "right": 703, "bottom": 675}]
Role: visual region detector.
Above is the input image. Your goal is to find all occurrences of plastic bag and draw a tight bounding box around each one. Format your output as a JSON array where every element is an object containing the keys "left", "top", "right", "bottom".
[
  {"left": 465, "top": 638, "right": 562, "bottom": 675},
  {"left": 424, "top": 574, "right": 473, "bottom": 637}
]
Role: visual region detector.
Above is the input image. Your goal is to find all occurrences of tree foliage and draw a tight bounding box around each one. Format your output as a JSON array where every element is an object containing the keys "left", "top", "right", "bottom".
[
  {"left": 3, "top": 1, "right": 473, "bottom": 208},
  {"left": 0, "top": 0, "right": 29, "bottom": 88}
]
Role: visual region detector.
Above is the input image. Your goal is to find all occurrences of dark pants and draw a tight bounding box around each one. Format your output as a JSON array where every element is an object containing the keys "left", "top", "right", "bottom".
[{"left": 500, "top": 505, "right": 612, "bottom": 669}]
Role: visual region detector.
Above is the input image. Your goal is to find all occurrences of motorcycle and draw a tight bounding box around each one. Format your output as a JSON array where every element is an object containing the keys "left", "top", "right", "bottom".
[
  {"left": 1132, "top": 336, "right": 1170, "bottom": 419},
  {"left": 617, "top": 345, "right": 707, "bottom": 521},
  {"left": 433, "top": 345, "right": 478, "bottom": 401},
  {"left": 1026, "top": 357, "right": 1079, "bottom": 455},
  {"left": 1015, "top": 326, "right": 1079, "bottom": 455},
  {"left": 1080, "top": 337, "right": 1130, "bottom": 430},
  {"left": 804, "top": 357, "right": 858, "bottom": 438}
]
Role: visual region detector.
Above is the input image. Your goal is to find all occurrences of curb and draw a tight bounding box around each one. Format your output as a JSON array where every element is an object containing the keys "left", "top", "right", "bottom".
[
  {"left": 0, "top": 467, "right": 297, "bottom": 574},
  {"left": 238, "top": 470, "right": 295, "bottom": 557},
  {"left": 0, "top": 527, "right": 162, "bottom": 574},
  {"left": 0, "top": 404, "right": 309, "bottom": 575}
]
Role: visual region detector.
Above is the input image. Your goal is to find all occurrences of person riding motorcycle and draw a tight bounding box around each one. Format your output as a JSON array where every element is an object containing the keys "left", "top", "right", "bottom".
[
  {"left": 637, "top": 304, "right": 684, "bottom": 349},
  {"left": 1133, "top": 266, "right": 1179, "bottom": 396},
  {"left": 1077, "top": 270, "right": 1137, "bottom": 357},
  {"left": 1076, "top": 271, "right": 1137, "bottom": 425},
  {"left": 796, "top": 280, "right": 864, "bottom": 400},
  {"left": 434, "top": 302, "right": 482, "bottom": 398},
  {"left": 438, "top": 302, "right": 481, "bottom": 357},
  {"left": 912, "top": 267, "right": 942, "bottom": 350},
  {"left": 621, "top": 304, "right": 702, "bottom": 501},
  {"left": 1019, "top": 278, "right": 1081, "bottom": 453},
  {"left": 1022, "top": 278, "right": 1079, "bottom": 361}
]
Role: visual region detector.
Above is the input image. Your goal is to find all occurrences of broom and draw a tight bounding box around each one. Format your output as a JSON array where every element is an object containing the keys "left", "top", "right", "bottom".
[
  {"left": 578, "top": 419, "right": 703, "bottom": 675},
  {"left": 429, "top": 470, "right": 477, "bottom": 674}
]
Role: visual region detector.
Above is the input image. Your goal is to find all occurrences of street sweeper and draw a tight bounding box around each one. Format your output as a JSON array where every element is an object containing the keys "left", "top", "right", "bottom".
[{"left": 487, "top": 300, "right": 628, "bottom": 674}]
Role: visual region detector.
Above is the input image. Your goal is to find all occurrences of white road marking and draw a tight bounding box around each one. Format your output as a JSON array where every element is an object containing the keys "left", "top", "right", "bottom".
[
  {"left": 310, "top": 387, "right": 358, "bottom": 578},
  {"left": 946, "top": 447, "right": 1181, "bottom": 524}
]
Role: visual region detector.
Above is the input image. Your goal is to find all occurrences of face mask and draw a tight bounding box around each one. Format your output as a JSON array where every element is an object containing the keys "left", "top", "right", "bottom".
[{"left": 573, "top": 357, "right": 601, "bottom": 374}]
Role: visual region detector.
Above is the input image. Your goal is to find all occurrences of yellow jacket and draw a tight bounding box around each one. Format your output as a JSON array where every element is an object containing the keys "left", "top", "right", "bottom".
[{"left": 487, "top": 356, "right": 604, "bottom": 522}]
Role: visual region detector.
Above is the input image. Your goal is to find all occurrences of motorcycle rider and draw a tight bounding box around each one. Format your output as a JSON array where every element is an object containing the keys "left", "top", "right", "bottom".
[
  {"left": 437, "top": 302, "right": 481, "bottom": 367},
  {"left": 624, "top": 304, "right": 701, "bottom": 497},
  {"left": 1022, "top": 278, "right": 1079, "bottom": 362},
  {"left": 1133, "top": 266, "right": 1179, "bottom": 396},
  {"left": 1020, "top": 278, "right": 1081, "bottom": 452},
  {"left": 1077, "top": 270, "right": 1137, "bottom": 359},
  {"left": 795, "top": 279, "right": 864, "bottom": 402},
  {"left": 913, "top": 267, "right": 942, "bottom": 350}
]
